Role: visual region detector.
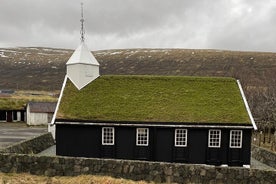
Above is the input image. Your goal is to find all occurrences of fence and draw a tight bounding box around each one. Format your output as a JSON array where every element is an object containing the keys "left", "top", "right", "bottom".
[{"left": 252, "top": 128, "right": 276, "bottom": 151}]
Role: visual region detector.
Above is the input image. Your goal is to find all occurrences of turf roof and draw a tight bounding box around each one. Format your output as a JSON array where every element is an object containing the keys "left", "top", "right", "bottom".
[{"left": 57, "top": 75, "right": 251, "bottom": 124}]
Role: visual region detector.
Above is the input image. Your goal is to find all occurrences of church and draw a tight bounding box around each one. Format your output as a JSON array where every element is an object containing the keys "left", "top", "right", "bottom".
[{"left": 50, "top": 4, "right": 257, "bottom": 167}]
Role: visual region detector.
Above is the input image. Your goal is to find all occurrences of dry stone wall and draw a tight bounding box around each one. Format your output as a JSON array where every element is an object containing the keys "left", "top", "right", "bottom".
[
  {"left": 0, "top": 133, "right": 54, "bottom": 154},
  {"left": 251, "top": 144, "right": 276, "bottom": 169},
  {"left": 0, "top": 153, "right": 275, "bottom": 184},
  {"left": 0, "top": 134, "right": 275, "bottom": 183}
]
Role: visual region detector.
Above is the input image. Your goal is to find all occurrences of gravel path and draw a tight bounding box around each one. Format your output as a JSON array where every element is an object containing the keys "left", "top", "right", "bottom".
[{"left": 0, "top": 122, "right": 47, "bottom": 149}]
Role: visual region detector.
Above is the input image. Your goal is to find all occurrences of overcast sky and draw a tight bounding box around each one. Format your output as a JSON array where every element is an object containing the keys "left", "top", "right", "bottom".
[{"left": 0, "top": 0, "right": 276, "bottom": 52}]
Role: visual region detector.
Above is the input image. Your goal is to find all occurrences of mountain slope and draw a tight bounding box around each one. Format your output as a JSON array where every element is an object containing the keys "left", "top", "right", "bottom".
[{"left": 0, "top": 47, "right": 275, "bottom": 90}]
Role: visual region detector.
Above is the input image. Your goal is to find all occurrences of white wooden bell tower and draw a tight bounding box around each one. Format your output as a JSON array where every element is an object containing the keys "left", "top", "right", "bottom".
[{"left": 66, "top": 2, "right": 100, "bottom": 90}]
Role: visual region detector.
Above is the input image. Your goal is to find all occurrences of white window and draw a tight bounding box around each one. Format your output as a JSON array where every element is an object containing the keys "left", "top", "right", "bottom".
[
  {"left": 136, "top": 128, "right": 149, "bottom": 146},
  {"left": 175, "top": 129, "right": 187, "bottom": 147},
  {"left": 102, "top": 127, "right": 114, "bottom": 145},
  {"left": 208, "top": 129, "right": 221, "bottom": 148},
  {"left": 230, "top": 130, "right": 243, "bottom": 148}
]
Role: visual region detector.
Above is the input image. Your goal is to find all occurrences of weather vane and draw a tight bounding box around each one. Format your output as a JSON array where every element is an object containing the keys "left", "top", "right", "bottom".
[{"left": 80, "top": 2, "right": 85, "bottom": 42}]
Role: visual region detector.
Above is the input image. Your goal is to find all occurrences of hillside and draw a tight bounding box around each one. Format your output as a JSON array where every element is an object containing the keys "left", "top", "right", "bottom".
[
  {"left": 1, "top": 47, "right": 275, "bottom": 123},
  {"left": 0, "top": 47, "right": 275, "bottom": 90}
]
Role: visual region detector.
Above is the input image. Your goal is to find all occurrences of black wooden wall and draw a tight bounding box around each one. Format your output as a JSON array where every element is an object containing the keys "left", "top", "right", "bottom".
[
  {"left": 0, "top": 110, "right": 25, "bottom": 122},
  {"left": 0, "top": 111, "right": 6, "bottom": 121},
  {"left": 56, "top": 124, "right": 252, "bottom": 166}
]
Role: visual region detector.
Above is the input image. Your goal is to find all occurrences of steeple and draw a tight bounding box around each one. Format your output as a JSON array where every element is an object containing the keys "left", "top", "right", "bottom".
[
  {"left": 66, "top": 2, "right": 100, "bottom": 90},
  {"left": 80, "top": 2, "right": 85, "bottom": 42}
]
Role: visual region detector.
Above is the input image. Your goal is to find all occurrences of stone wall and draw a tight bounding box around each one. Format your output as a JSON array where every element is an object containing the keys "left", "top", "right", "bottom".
[
  {"left": 0, "top": 135, "right": 275, "bottom": 183},
  {"left": 251, "top": 144, "right": 276, "bottom": 169},
  {"left": 0, "top": 153, "right": 275, "bottom": 184},
  {"left": 0, "top": 133, "right": 55, "bottom": 154}
]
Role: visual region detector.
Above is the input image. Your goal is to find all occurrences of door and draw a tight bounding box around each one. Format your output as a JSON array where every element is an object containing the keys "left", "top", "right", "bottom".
[
  {"left": 228, "top": 149, "right": 243, "bottom": 166},
  {"left": 154, "top": 128, "right": 174, "bottom": 162},
  {"left": 6, "top": 111, "right": 13, "bottom": 122},
  {"left": 206, "top": 148, "right": 222, "bottom": 165},
  {"left": 116, "top": 127, "right": 135, "bottom": 160},
  {"left": 188, "top": 129, "right": 207, "bottom": 164}
]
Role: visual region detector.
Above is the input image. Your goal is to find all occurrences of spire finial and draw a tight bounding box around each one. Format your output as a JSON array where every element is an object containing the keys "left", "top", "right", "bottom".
[{"left": 80, "top": 2, "right": 85, "bottom": 42}]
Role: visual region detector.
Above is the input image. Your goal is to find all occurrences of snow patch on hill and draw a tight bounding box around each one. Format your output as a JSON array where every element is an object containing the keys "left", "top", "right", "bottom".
[{"left": 0, "top": 51, "right": 8, "bottom": 58}]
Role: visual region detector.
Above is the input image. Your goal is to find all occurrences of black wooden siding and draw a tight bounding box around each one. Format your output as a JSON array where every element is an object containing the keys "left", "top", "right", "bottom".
[
  {"left": 0, "top": 110, "right": 25, "bottom": 122},
  {"left": 0, "top": 111, "right": 6, "bottom": 121},
  {"left": 56, "top": 124, "right": 252, "bottom": 166}
]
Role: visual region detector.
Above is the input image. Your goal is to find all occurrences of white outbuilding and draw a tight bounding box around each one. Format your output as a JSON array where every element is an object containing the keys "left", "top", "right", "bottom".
[{"left": 27, "top": 102, "right": 57, "bottom": 125}]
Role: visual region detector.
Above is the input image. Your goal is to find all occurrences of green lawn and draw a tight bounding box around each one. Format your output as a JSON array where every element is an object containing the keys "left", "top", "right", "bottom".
[{"left": 58, "top": 75, "right": 250, "bottom": 124}]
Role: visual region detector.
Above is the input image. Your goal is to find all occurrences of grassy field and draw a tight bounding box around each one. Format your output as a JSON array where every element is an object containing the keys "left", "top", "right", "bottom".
[
  {"left": 0, "top": 172, "right": 152, "bottom": 184},
  {"left": 0, "top": 90, "right": 58, "bottom": 110}
]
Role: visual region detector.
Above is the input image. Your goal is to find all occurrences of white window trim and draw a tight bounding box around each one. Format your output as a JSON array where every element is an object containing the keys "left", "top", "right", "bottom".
[
  {"left": 230, "top": 130, "right": 243, "bottom": 148},
  {"left": 102, "top": 127, "right": 115, "bottom": 145},
  {"left": 175, "top": 129, "right": 188, "bottom": 147},
  {"left": 208, "top": 129, "right": 221, "bottom": 148},
  {"left": 136, "top": 128, "right": 149, "bottom": 146}
]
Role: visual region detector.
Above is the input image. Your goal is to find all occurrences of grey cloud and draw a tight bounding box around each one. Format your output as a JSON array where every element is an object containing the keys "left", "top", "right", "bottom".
[
  {"left": 206, "top": 1, "right": 276, "bottom": 51},
  {"left": 0, "top": 0, "right": 275, "bottom": 52}
]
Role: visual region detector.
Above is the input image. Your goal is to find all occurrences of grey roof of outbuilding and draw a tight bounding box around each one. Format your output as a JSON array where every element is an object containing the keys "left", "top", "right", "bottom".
[{"left": 28, "top": 102, "right": 57, "bottom": 113}]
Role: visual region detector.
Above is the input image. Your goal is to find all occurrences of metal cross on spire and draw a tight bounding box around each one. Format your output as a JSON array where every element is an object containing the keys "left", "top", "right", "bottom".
[{"left": 80, "top": 2, "right": 85, "bottom": 42}]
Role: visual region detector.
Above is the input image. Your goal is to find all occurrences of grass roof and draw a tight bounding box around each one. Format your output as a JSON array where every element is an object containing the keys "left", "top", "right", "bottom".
[
  {"left": 57, "top": 75, "right": 251, "bottom": 124},
  {"left": 0, "top": 91, "right": 57, "bottom": 110},
  {"left": 0, "top": 98, "right": 27, "bottom": 110}
]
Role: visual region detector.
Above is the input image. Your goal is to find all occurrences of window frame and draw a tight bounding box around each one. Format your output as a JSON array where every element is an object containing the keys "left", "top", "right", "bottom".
[
  {"left": 208, "top": 129, "right": 221, "bottom": 148},
  {"left": 229, "top": 130, "right": 243, "bottom": 148},
  {"left": 136, "top": 128, "right": 149, "bottom": 146},
  {"left": 102, "top": 127, "right": 115, "bottom": 145},
  {"left": 175, "top": 129, "right": 188, "bottom": 147}
]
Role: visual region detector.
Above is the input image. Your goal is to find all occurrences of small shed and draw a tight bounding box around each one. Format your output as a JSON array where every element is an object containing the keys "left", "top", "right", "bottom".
[
  {"left": 0, "top": 97, "right": 26, "bottom": 122},
  {"left": 27, "top": 102, "right": 56, "bottom": 125}
]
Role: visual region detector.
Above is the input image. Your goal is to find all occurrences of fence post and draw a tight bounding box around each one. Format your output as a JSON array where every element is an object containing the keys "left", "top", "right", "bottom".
[
  {"left": 252, "top": 131, "right": 257, "bottom": 145},
  {"left": 263, "top": 127, "right": 266, "bottom": 144},
  {"left": 272, "top": 132, "right": 276, "bottom": 151},
  {"left": 259, "top": 131, "right": 262, "bottom": 146},
  {"left": 268, "top": 124, "right": 271, "bottom": 143}
]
